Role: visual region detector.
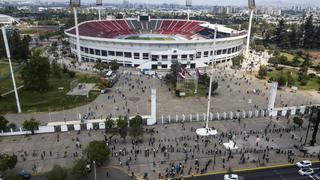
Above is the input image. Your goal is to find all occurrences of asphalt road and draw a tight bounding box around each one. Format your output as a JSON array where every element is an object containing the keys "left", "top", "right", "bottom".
[{"left": 187, "top": 164, "right": 320, "bottom": 180}]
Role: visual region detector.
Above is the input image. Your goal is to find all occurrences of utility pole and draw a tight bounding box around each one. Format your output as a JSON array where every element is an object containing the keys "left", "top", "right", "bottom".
[{"left": 2, "top": 26, "right": 21, "bottom": 113}]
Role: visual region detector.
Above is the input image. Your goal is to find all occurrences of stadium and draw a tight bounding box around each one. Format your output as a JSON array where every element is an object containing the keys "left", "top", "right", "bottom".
[{"left": 65, "top": 15, "right": 247, "bottom": 70}]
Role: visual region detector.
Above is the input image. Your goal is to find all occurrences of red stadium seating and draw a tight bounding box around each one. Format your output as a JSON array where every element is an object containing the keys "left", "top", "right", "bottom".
[{"left": 66, "top": 19, "right": 205, "bottom": 39}]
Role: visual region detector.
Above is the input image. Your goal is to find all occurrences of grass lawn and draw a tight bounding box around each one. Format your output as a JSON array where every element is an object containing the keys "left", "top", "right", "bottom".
[
  {"left": 0, "top": 62, "right": 101, "bottom": 114},
  {"left": 0, "top": 61, "right": 24, "bottom": 95},
  {"left": 280, "top": 52, "right": 295, "bottom": 61},
  {"left": 125, "top": 36, "right": 175, "bottom": 41},
  {"left": 267, "top": 67, "right": 320, "bottom": 91}
]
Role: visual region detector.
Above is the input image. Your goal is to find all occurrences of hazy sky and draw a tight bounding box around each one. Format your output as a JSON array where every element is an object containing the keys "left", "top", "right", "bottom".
[{"left": 63, "top": 0, "right": 319, "bottom": 6}]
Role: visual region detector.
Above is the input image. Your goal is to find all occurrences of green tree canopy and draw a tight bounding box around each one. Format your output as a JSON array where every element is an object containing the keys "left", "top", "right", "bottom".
[
  {"left": 20, "top": 50, "right": 51, "bottom": 92},
  {"left": 117, "top": 116, "right": 128, "bottom": 140},
  {"left": 129, "top": 115, "right": 144, "bottom": 139},
  {"left": 46, "top": 165, "right": 67, "bottom": 180},
  {"left": 105, "top": 117, "right": 115, "bottom": 129},
  {"left": 94, "top": 59, "right": 109, "bottom": 73},
  {"left": 85, "top": 141, "right": 110, "bottom": 165},
  {"left": 258, "top": 66, "right": 268, "bottom": 79},
  {"left": 22, "top": 118, "right": 39, "bottom": 134},
  {"left": 0, "top": 115, "right": 9, "bottom": 131},
  {"left": 231, "top": 55, "right": 243, "bottom": 67},
  {"left": 71, "top": 159, "right": 88, "bottom": 180},
  {"left": 293, "top": 116, "right": 303, "bottom": 127},
  {"left": 0, "top": 153, "right": 17, "bottom": 172},
  {"left": 110, "top": 60, "right": 119, "bottom": 71}
]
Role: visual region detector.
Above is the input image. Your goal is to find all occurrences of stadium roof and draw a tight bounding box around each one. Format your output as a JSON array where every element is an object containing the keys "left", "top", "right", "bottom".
[
  {"left": 200, "top": 23, "right": 240, "bottom": 34},
  {"left": 0, "top": 14, "right": 19, "bottom": 25}
]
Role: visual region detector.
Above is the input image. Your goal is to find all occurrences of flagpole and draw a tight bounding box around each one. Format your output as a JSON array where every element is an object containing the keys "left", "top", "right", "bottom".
[{"left": 205, "top": 24, "right": 217, "bottom": 129}]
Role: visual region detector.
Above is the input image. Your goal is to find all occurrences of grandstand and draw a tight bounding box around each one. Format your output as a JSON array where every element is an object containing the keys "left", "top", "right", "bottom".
[{"left": 65, "top": 17, "right": 247, "bottom": 70}]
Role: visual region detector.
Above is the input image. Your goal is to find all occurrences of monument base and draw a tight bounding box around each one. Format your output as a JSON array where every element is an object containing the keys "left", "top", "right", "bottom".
[
  {"left": 223, "top": 140, "right": 238, "bottom": 150},
  {"left": 196, "top": 128, "right": 218, "bottom": 136}
]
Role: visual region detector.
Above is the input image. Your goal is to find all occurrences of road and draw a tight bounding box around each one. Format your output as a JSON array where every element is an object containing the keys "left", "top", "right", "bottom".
[{"left": 187, "top": 164, "right": 320, "bottom": 180}]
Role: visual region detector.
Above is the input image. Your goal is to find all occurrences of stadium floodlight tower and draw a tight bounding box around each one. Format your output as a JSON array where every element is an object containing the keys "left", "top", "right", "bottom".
[
  {"left": 1, "top": 26, "right": 21, "bottom": 113},
  {"left": 96, "top": 0, "right": 102, "bottom": 20},
  {"left": 186, "top": 0, "right": 192, "bottom": 21},
  {"left": 196, "top": 24, "right": 218, "bottom": 136},
  {"left": 245, "top": 0, "right": 256, "bottom": 58},
  {"left": 70, "top": 0, "right": 81, "bottom": 62}
]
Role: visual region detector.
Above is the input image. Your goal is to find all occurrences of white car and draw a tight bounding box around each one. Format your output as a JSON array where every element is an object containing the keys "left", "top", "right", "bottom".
[
  {"left": 224, "top": 174, "right": 238, "bottom": 180},
  {"left": 298, "top": 168, "right": 314, "bottom": 176},
  {"left": 296, "top": 160, "right": 312, "bottom": 168}
]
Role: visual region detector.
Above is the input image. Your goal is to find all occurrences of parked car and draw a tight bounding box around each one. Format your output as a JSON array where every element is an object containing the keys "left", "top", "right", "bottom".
[
  {"left": 296, "top": 160, "right": 312, "bottom": 168},
  {"left": 19, "top": 170, "right": 31, "bottom": 180},
  {"left": 224, "top": 174, "right": 239, "bottom": 180},
  {"left": 298, "top": 168, "right": 314, "bottom": 176},
  {"left": 313, "top": 173, "right": 320, "bottom": 180}
]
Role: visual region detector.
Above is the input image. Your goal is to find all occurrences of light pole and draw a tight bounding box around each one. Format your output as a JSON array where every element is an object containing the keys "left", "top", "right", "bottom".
[
  {"left": 245, "top": 0, "right": 256, "bottom": 58},
  {"left": 93, "top": 160, "right": 97, "bottom": 180},
  {"left": 186, "top": 0, "right": 192, "bottom": 21},
  {"left": 2, "top": 26, "right": 21, "bottom": 113},
  {"left": 196, "top": 24, "right": 218, "bottom": 136},
  {"left": 70, "top": 0, "right": 81, "bottom": 62},
  {"left": 96, "top": 0, "right": 102, "bottom": 21}
]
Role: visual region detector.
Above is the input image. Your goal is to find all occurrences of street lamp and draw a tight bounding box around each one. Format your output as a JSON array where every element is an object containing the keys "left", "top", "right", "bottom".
[
  {"left": 186, "top": 0, "right": 192, "bottom": 21},
  {"left": 93, "top": 160, "right": 97, "bottom": 180},
  {"left": 96, "top": 0, "right": 103, "bottom": 21},
  {"left": 196, "top": 24, "right": 218, "bottom": 136},
  {"left": 70, "top": 0, "right": 81, "bottom": 62},
  {"left": 245, "top": 0, "right": 256, "bottom": 58},
  {"left": 2, "top": 26, "right": 21, "bottom": 113}
]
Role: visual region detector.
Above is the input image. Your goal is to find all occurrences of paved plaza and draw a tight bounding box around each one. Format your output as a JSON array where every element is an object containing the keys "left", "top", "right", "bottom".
[
  {"left": 1, "top": 116, "right": 320, "bottom": 179},
  {"left": 4, "top": 65, "right": 320, "bottom": 127}
]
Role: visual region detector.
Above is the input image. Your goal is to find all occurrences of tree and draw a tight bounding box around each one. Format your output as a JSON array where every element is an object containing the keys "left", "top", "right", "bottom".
[
  {"left": 51, "top": 60, "right": 62, "bottom": 78},
  {"left": 0, "top": 153, "right": 17, "bottom": 172},
  {"left": 22, "top": 118, "right": 39, "bottom": 134},
  {"left": 199, "top": 73, "right": 218, "bottom": 95},
  {"left": 85, "top": 141, "right": 110, "bottom": 165},
  {"left": 268, "top": 57, "right": 279, "bottom": 66},
  {"left": 20, "top": 50, "right": 51, "bottom": 92},
  {"left": 46, "top": 165, "right": 67, "bottom": 180},
  {"left": 0, "top": 115, "right": 9, "bottom": 131},
  {"left": 129, "top": 115, "right": 144, "bottom": 139},
  {"left": 277, "top": 72, "right": 287, "bottom": 87},
  {"left": 258, "top": 66, "right": 267, "bottom": 79},
  {"left": 255, "top": 45, "right": 265, "bottom": 52},
  {"left": 117, "top": 116, "right": 128, "bottom": 141},
  {"left": 3, "top": 172, "right": 21, "bottom": 180},
  {"left": 291, "top": 56, "right": 301, "bottom": 67},
  {"left": 279, "top": 55, "right": 288, "bottom": 64},
  {"left": 299, "top": 54, "right": 311, "bottom": 85},
  {"left": 274, "top": 19, "right": 287, "bottom": 47},
  {"left": 302, "top": 15, "right": 315, "bottom": 48},
  {"left": 94, "top": 59, "right": 109, "bottom": 73},
  {"left": 293, "top": 116, "right": 303, "bottom": 127},
  {"left": 289, "top": 26, "right": 298, "bottom": 48},
  {"left": 166, "top": 61, "right": 181, "bottom": 87},
  {"left": 231, "top": 55, "right": 243, "bottom": 67},
  {"left": 110, "top": 60, "right": 119, "bottom": 71},
  {"left": 105, "top": 117, "right": 115, "bottom": 130},
  {"left": 71, "top": 159, "right": 88, "bottom": 180}
]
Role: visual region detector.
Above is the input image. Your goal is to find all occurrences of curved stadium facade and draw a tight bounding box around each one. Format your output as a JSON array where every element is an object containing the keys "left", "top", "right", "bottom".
[{"left": 65, "top": 17, "right": 247, "bottom": 70}]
